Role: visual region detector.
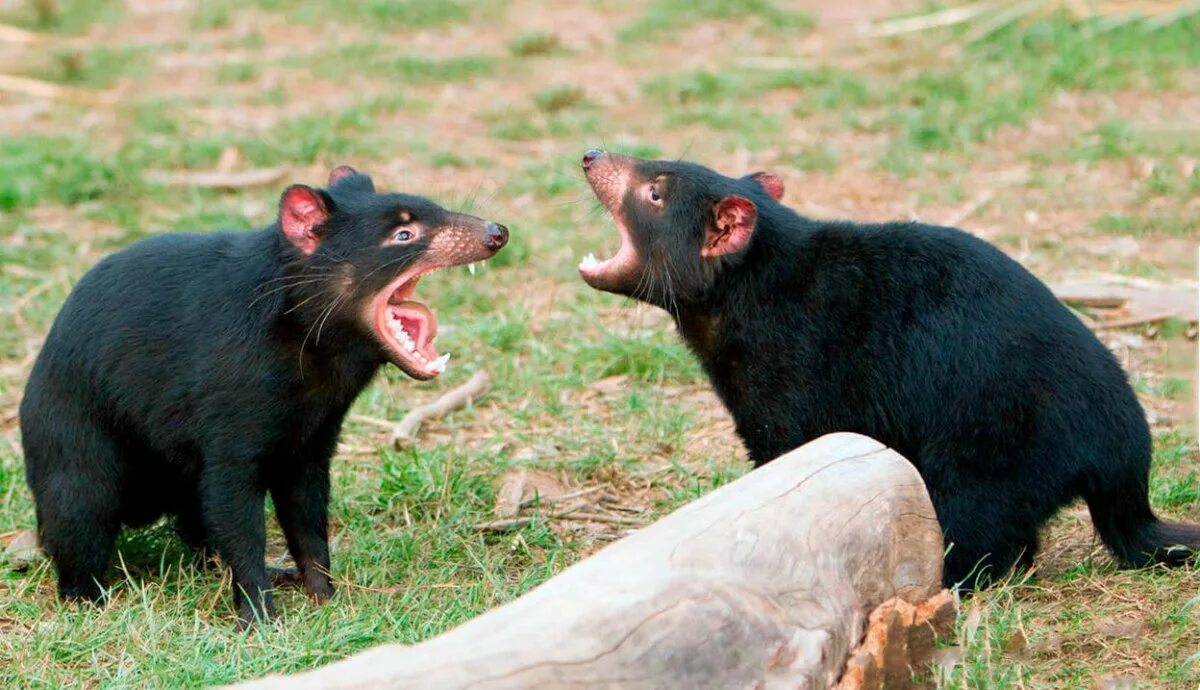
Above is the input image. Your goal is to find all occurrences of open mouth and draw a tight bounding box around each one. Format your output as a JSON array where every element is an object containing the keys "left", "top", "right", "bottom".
[
  {"left": 578, "top": 213, "right": 639, "bottom": 290},
  {"left": 372, "top": 268, "right": 451, "bottom": 380}
]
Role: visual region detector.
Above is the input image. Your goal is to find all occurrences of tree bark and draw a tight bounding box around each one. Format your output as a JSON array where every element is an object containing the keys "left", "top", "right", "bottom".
[{"left": 233, "top": 432, "right": 946, "bottom": 690}]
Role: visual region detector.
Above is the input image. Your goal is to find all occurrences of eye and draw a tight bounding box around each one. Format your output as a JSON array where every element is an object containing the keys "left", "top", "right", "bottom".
[
  {"left": 394, "top": 230, "right": 413, "bottom": 242},
  {"left": 647, "top": 184, "right": 662, "bottom": 203}
]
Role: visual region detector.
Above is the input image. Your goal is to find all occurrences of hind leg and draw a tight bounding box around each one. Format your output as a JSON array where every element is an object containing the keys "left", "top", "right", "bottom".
[
  {"left": 933, "top": 483, "right": 1048, "bottom": 590},
  {"left": 41, "top": 498, "right": 120, "bottom": 601},
  {"left": 174, "top": 487, "right": 218, "bottom": 562},
  {"left": 26, "top": 427, "right": 124, "bottom": 602}
]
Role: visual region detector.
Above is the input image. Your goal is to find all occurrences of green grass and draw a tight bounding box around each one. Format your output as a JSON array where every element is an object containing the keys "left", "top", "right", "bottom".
[
  {"left": 23, "top": 46, "right": 149, "bottom": 88},
  {"left": 621, "top": 0, "right": 814, "bottom": 41},
  {"left": 0, "top": 0, "right": 123, "bottom": 33},
  {"left": 2, "top": 0, "right": 1198, "bottom": 687},
  {"left": 1093, "top": 211, "right": 1198, "bottom": 238},
  {"left": 873, "top": 13, "right": 1200, "bottom": 170},
  {"left": 533, "top": 84, "right": 587, "bottom": 113},
  {"left": 296, "top": 46, "right": 495, "bottom": 84},
  {"left": 248, "top": 0, "right": 478, "bottom": 29},
  {"left": 507, "top": 31, "right": 565, "bottom": 58},
  {"left": 0, "top": 136, "right": 138, "bottom": 211}
]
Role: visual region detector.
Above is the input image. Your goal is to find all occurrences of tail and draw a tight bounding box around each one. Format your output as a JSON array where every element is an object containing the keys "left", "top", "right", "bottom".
[{"left": 1087, "top": 485, "right": 1200, "bottom": 567}]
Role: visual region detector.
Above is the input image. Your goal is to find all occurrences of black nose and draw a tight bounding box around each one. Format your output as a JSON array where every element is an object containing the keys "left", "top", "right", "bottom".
[
  {"left": 582, "top": 148, "right": 604, "bottom": 169},
  {"left": 484, "top": 221, "right": 508, "bottom": 249}
]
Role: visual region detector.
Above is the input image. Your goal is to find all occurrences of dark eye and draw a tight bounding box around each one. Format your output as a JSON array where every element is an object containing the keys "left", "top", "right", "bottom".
[
  {"left": 648, "top": 185, "right": 662, "bottom": 202},
  {"left": 394, "top": 230, "right": 412, "bottom": 242}
]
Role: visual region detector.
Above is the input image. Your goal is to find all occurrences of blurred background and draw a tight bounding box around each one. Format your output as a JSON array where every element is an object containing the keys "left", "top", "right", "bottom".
[{"left": 0, "top": 0, "right": 1197, "bottom": 687}]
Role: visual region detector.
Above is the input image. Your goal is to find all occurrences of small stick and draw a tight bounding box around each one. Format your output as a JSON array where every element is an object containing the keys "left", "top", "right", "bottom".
[
  {"left": 473, "top": 498, "right": 604, "bottom": 533},
  {"left": 943, "top": 190, "right": 994, "bottom": 228},
  {"left": 1097, "top": 311, "right": 1186, "bottom": 330},
  {"left": 862, "top": 1, "right": 996, "bottom": 38},
  {"left": 0, "top": 73, "right": 115, "bottom": 105},
  {"left": 348, "top": 413, "right": 395, "bottom": 430},
  {"left": 393, "top": 371, "right": 490, "bottom": 446},
  {"left": 144, "top": 167, "right": 289, "bottom": 190},
  {"left": 0, "top": 24, "right": 47, "bottom": 45},
  {"left": 519, "top": 486, "right": 603, "bottom": 508},
  {"left": 473, "top": 517, "right": 533, "bottom": 532},
  {"left": 557, "top": 512, "right": 642, "bottom": 526}
]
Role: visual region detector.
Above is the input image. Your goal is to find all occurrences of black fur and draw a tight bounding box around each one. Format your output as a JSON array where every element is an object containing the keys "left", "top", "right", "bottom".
[
  {"left": 579, "top": 151, "right": 1199, "bottom": 588},
  {"left": 19, "top": 167, "right": 507, "bottom": 626}
]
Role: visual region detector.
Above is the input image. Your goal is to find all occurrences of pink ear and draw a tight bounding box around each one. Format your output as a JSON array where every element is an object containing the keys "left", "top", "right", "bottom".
[
  {"left": 328, "top": 165, "right": 358, "bottom": 186},
  {"left": 280, "top": 185, "right": 329, "bottom": 255},
  {"left": 750, "top": 172, "right": 784, "bottom": 201},
  {"left": 703, "top": 195, "right": 756, "bottom": 258}
]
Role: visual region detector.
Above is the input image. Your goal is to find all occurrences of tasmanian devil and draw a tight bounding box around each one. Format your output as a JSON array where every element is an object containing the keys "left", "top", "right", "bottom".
[
  {"left": 19, "top": 166, "right": 508, "bottom": 626},
  {"left": 577, "top": 149, "right": 1198, "bottom": 588}
]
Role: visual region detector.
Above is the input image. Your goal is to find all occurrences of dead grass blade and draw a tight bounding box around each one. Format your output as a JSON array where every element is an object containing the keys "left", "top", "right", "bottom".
[{"left": 864, "top": 0, "right": 1200, "bottom": 41}]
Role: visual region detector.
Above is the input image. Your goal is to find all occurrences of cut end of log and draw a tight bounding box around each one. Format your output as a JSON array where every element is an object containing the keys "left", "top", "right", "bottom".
[{"left": 834, "top": 589, "right": 958, "bottom": 690}]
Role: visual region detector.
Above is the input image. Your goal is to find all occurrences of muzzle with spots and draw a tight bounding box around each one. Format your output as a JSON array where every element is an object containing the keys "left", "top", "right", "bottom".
[{"left": 368, "top": 215, "right": 507, "bottom": 380}]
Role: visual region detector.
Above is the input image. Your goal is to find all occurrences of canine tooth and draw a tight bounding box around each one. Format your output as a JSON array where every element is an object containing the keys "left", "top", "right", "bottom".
[
  {"left": 579, "top": 253, "right": 599, "bottom": 270},
  {"left": 468, "top": 262, "right": 476, "bottom": 275},
  {"left": 430, "top": 353, "right": 450, "bottom": 373}
]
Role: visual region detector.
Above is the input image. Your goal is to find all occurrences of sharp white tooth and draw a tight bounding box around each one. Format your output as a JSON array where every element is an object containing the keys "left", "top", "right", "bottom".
[
  {"left": 468, "top": 262, "right": 477, "bottom": 275},
  {"left": 430, "top": 353, "right": 450, "bottom": 373}
]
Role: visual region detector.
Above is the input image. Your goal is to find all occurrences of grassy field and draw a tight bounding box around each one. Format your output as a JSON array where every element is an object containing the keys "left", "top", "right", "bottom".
[{"left": 0, "top": 0, "right": 1197, "bottom": 687}]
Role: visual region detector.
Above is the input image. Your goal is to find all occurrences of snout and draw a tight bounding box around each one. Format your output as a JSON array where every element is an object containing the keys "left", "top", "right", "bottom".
[
  {"left": 581, "top": 148, "right": 630, "bottom": 210},
  {"left": 484, "top": 221, "right": 508, "bottom": 250},
  {"left": 582, "top": 148, "right": 605, "bottom": 169},
  {"left": 423, "top": 215, "right": 511, "bottom": 267}
]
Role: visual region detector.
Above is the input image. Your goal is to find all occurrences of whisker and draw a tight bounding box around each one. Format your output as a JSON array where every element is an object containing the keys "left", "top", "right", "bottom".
[
  {"left": 358, "top": 253, "right": 418, "bottom": 285},
  {"left": 254, "top": 267, "right": 332, "bottom": 286},
  {"left": 314, "top": 293, "right": 346, "bottom": 347},
  {"left": 298, "top": 291, "right": 345, "bottom": 378},
  {"left": 282, "top": 290, "right": 327, "bottom": 316},
  {"left": 247, "top": 278, "right": 328, "bottom": 308}
]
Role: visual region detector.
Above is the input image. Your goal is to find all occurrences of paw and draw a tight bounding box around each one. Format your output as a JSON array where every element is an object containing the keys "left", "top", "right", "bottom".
[
  {"left": 235, "top": 601, "right": 276, "bottom": 631},
  {"left": 305, "top": 575, "right": 335, "bottom": 604},
  {"left": 267, "top": 566, "right": 304, "bottom": 588}
]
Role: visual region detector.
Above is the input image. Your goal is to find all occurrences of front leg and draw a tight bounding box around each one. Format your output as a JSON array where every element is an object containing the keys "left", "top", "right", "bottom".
[
  {"left": 271, "top": 452, "right": 334, "bottom": 602},
  {"left": 200, "top": 463, "right": 273, "bottom": 629}
]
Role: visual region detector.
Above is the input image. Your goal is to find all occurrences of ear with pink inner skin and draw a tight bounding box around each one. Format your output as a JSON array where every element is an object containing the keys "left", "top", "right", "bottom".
[
  {"left": 279, "top": 185, "right": 330, "bottom": 255},
  {"left": 328, "top": 165, "right": 358, "bottom": 186},
  {"left": 749, "top": 172, "right": 784, "bottom": 201},
  {"left": 703, "top": 195, "right": 757, "bottom": 258}
]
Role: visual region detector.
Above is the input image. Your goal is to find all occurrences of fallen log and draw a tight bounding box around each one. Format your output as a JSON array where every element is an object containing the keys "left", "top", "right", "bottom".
[{"left": 233, "top": 432, "right": 947, "bottom": 689}]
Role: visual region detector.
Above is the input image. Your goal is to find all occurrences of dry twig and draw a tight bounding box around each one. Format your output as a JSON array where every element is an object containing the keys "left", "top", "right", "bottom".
[
  {"left": 0, "top": 23, "right": 47, "bottom": 45},
  {"left": 0, "top": 73, "right": 115, "bottom": 105},
  {"left": 392, "top": 371, "right": 490, "bottom": 446},
  {"left": 144, "top": 167, "right": 290, "bottom": 190}
]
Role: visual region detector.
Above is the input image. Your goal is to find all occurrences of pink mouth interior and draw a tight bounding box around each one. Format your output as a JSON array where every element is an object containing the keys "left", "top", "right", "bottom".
[
  {"left": 579, "top": 215, "right": 638, "bottom": 283},
  {"left": 374, "top": 271, "right": 442, "bottom": 377}
]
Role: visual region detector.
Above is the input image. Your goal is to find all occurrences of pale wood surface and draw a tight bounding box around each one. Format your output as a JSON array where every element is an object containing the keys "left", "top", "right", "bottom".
[{"left": 232, "top": 432, "right": 943, "bottom": 690}]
